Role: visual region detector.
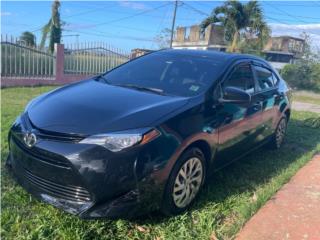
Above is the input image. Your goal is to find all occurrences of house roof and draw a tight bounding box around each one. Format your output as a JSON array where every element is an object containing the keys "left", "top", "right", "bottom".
[
  {"left": 262, "top": 50, "right": 294, "bottom": 56},
  {"left": 271, "top": 36, "right": 305, "bottom": 42}
]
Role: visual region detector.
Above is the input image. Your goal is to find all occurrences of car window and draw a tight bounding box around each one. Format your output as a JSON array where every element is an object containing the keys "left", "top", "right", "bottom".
[
  {"left": 100, "top": 52, "right": 225, "bottom": 97},
  {"left": 253, "top": 65, "right": 276, "bottom": 91},
  {"left": 222, "top": 64, "right": 255, "bottom": 94},
  {"left": 272, "top": 72, "right": 279, "bottom": 85}
]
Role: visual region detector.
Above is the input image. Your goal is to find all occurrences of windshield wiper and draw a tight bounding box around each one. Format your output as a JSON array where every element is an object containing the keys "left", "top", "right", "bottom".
[
  {"left": 114, "top": 84, "right": 165, "bottom": 95},
  {"left": 94, "top": 74, "right": 109, "bottom": 84}
]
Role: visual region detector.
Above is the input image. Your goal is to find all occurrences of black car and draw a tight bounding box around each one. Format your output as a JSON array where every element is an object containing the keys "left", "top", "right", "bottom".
[{"left": 7, "top": 49, "right": 291, "bottom": 218}]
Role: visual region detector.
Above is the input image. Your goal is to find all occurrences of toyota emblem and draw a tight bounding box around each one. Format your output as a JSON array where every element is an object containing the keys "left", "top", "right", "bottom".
[{"left": 23, "top": 132, "right": 37, "bottom": 148}]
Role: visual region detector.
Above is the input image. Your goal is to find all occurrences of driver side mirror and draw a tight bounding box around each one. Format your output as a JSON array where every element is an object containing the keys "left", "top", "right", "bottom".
[{"left": 219, "top": 86, "right": 251, "bottom": 103}]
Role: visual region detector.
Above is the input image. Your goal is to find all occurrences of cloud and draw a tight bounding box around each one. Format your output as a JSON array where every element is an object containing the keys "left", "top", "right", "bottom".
[
  {"left": 269, "top": 23, "right": 320, "bottom": 49},
  {"left": 269, "top": 23, "right": 320, "bottom": 33},
  {"left": 1, "top": 11, "right": 12, "bottom": 16},
  {"left": 118, "top": 1, "right": 149, "bottom": 10}
]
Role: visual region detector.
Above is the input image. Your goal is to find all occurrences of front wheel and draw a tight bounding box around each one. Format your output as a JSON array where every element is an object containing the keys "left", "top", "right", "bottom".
[
  {"left": 161, "top": 147, "right": 206, "bottom": 216},
  {"left": 269, "top": 117, "right": 287, "bottom": 149}
]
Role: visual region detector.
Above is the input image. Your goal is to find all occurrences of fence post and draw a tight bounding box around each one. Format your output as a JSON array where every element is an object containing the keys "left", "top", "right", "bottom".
[{"left": 54, "top": 43, "right": 64, "bottom": 82}]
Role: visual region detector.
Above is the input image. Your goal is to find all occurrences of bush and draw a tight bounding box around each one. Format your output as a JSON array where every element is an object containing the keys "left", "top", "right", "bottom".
[{"left": 281, "top": 62, "right": 320, "bottom": 91}]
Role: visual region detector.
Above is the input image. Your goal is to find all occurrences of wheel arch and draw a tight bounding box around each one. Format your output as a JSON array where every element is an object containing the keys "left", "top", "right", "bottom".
[
  {"left": 284, "top": 108, "right": 291, "bottom": 121},
  {"left": 183, "top": 139, "right": 212, "bottom": 170}
]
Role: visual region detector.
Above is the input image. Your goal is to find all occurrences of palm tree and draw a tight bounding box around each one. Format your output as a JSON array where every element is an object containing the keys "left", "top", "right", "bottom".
[
  {"left": 40, "top": 0, "right": 62, "bottom": 53},
  {"left": 19, "top": 31, "right": 36, "bottom": 47},
  {"left": 201, "top": 0, "right": 270, "bottom": 52}
]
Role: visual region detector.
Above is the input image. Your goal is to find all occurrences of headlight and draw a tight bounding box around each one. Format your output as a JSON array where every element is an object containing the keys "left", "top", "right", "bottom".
[{"left": 79, "top": 129, "right": 160, "bottom": 152}]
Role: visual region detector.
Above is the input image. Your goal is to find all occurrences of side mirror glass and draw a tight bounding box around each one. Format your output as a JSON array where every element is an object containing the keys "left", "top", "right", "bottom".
[{"left": 220, "top": 87, "right": 251, "bottom": 103}]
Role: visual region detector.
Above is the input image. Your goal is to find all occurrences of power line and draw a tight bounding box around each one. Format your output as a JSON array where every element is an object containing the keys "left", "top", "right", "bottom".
[
  {"left": 181, "top": 1, "right": 210, "bottom": 17},
  {"left": 266, "top": 10, "right": 320, "bottom": 20},
  {"left": 312, "top": 1, "right": 320, "bottom": 7},
  {"left": 180, "top": 2, "right": 320, "bottom": 37},
  {"left": 262, "top": 2, "right": 320, "bottom": 7},
  {"left": 65, "top": 21, "right": 159, "bottom": 34},
  {"left": 265, "top": 16, "right": 319, "bottom": 24},
  {"left": 30, "top": 4, "right": 117, "bottom": 33},
  {"left": 263, "top": 2, "right": 320, "bottom": 36},
  {"left": 92, "top": 3, "right": 172, "bottom": 28},
  {"left": 150, "top": 4, "right": 172, "bottom": 49},
  {"left": 265, "top": 16, "right": 320, "bottom": 37},
  {"left": 30, "top": 2, "right": 171, "bottom": 33},
  {"left": 66, "top": 29, "right": 155, "bottom": 43},
  {"left": 63, "top": 5, "right": 118, "bottom": 19},
  {"left": 74, "top": 10, "right": 202, "bottom": 22},
  {"left": 264, "top": 1, "right": 317, "bottom": 25}
]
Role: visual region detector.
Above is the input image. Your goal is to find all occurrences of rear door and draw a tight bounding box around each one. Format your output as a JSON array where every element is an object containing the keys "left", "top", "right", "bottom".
[
  {"left": 252, "top": 63, "right": 280, "bottom": 139},
  {"left": 214, "top": 61, "right": 264, "bottom": 167}
]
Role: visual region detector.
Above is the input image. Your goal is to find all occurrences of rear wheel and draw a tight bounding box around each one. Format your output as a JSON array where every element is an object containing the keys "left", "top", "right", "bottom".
[
  {"left": 269, "top": 117, "right": 287, "bottom": 149},
  {"left": 161, "top": 147, "right": 206, "bottom": 216}
]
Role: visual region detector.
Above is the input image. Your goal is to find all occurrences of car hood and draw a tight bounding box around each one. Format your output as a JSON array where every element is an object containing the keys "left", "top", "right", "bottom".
[{"left": 27, "top": 80, "right": 189, "bottom": 135}]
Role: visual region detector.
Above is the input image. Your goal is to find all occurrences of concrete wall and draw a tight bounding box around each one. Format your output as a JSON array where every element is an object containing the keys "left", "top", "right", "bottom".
[
  {"left": 264, "top": 37, "right": 305, "bottom": 54},
  {"left": 208, "top": 25, "right": 226, "bottom": 45},
  {"left": 175, "top": 27, "right": 186, "bottom": 42},
  {"left": 172, "top": 24, "right": 227, "bottom": 49},
  {"left": 1, "top": 74, "right": 93, "bottom": 88}
]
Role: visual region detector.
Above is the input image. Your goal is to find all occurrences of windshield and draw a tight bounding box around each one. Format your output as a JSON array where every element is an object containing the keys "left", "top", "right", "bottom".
[{"left": 100, "top": 51, "right": 223, "bottom": 97}]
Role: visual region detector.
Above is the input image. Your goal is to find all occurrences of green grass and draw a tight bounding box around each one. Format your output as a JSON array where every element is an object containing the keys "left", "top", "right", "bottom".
[
  {"left": 1, "top": 87, "right": 320, "bottom": 240},
  {"left": 293, "top": 90, "right": 320, "bottom": 105}
]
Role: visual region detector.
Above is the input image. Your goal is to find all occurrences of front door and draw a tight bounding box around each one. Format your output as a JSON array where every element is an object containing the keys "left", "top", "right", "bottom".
[{"left": 214, "top": 62, "right": 264, "bottom": 168}]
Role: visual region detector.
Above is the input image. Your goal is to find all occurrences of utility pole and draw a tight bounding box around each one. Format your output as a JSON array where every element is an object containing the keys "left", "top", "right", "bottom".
[{"left": 170, "top": 0, "right": 178, "bottom": 48}]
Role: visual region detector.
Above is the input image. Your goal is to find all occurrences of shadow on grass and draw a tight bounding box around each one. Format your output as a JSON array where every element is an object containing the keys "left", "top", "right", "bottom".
[{"left": 132, "top": 118, "right": 320, "bottom": 225}]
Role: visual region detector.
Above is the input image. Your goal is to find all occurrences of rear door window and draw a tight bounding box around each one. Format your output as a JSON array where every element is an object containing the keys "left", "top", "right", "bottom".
[{"left": 253, "top": 65, "right": 277, "bottom": 91}]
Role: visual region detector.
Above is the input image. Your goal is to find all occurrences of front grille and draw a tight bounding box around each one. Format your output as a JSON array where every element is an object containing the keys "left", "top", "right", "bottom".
[
  {"left": 12, "top": 134, "right": 70, "bottom": 169},
  {"left": 24, "top": 169, "right": 91, "bottom": 203},
  {"left": 37, "top": 131, "right": 84, "bottom": 142},
  {"left": 22, "top": 113, "right": 85, "bottom": 143}
]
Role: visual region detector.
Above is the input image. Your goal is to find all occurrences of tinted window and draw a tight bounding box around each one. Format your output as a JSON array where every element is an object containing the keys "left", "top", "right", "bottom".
[
  {"left": 100, "top": 52, "right": 223, "bottom": 97},
  {"left": 253, "top": 65, "right": 276, "bottom": 91},
  {"left": 222, "top": 64, "right": 255, "bottom": 94}
]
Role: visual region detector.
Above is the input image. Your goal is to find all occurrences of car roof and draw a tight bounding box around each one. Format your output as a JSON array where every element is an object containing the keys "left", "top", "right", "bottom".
[{"left": 158, "top": 49, "right": 269, "bottom": 66}]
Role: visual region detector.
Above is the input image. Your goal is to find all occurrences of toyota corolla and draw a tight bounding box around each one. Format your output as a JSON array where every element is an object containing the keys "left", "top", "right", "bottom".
[{"left": 7, "top": 49, "right": 291, "bottom": 218}]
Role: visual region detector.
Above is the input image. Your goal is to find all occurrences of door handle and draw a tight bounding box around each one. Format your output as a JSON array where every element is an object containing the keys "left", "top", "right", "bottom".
[
  {"left": 224, "top": 115, "right": 233, "bottom": 124},
  {"left": 253, "top": 102, "right": 262, "bottom": 111},
  {"left": 274, "top": 93, "right": 284, "bottom": 100}
]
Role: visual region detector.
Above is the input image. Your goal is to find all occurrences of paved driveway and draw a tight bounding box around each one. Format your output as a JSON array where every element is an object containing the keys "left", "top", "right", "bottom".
[{"left": 292, "top": 102, "right": 320, "bottom": 114}]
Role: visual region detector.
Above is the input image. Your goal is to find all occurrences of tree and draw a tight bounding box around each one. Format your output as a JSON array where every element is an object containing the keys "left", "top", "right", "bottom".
[
  {"left": 299, "top": 32, "right": 320, "bottom": 62},
  {"left": 153, "top": 28, "right": 172, "bottom": 49},
  {"left": 40, "top": 0, "right": 62, "bottom": 53},
  {"left": 19, "top": 31, "right": 36, "bottom": 47},
  {"left": 281, "top": 32, "right": 320, "bottom": 92},
  {"left": 201, "top": 0, "right": 270, "bottom": 53},
  {"left": 281, "top": 62, "right": 320, "bottom": 91}
]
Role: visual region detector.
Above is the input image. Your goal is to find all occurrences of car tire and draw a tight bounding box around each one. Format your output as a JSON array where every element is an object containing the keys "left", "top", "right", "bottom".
[
  {"left": 269, "top": 117, "right": 287, "bottom": 149},
  {"left": 161, "top": 147, "right": 206, "bottom": 216}
]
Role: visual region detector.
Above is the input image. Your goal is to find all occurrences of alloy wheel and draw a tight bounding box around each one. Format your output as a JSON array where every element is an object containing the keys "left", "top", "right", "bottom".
[
  {"left": 172, "top": 157, "right": 203, "bottom": 208},
  {"left": 276, "top": 118, "right": 287, "bottom": 148}
]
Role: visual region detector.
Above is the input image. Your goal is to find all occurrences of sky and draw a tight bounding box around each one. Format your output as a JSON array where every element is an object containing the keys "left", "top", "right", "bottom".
[{"left": 1, "top": 0, "right": 320, "bottom": 51}]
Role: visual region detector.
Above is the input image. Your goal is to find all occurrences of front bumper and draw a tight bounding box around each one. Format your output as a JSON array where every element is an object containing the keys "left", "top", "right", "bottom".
[{"left": 7, "top": 114, "right": 172, "bottom": 218}]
